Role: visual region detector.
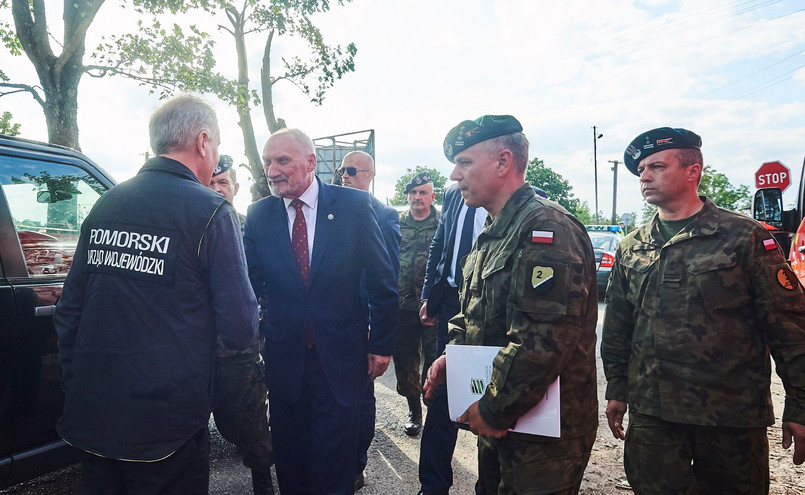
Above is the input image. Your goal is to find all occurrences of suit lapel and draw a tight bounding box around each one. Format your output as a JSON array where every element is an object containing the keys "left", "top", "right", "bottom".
[{"left": 309, "top": 178, "right": 336, "bottom": 286}]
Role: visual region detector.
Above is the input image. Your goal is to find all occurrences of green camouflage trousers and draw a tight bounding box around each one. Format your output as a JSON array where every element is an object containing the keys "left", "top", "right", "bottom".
[
  {"left": 393, "top": 309, "right": 438, "bottom": 399},
  {"left": 624, "top": 412, "right": 769, "bottom": 495},
  {"left": 212, "top": 351, "right": 274, "bottom": 469},
  {"left": 476, "top": 431, "right": 595, "bottom": 495}
]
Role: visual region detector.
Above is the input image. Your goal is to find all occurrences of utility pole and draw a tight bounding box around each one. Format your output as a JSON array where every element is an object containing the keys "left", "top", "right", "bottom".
[
  {"left": 609, "top": 159, "right": 620, "bottom": 225},
  {"left": 592, "top": 126, "right": 603, "bottom": 224}
]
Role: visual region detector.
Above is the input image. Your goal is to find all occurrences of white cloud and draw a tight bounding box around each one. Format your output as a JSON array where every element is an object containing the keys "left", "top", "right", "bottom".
[{"left": 2, "top": 0, "right": 804, "bottom": 219}]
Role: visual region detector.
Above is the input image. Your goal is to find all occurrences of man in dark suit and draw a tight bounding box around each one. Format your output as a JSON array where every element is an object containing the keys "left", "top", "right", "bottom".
[
  {"left": 337, "top": 150, "right": 400, "bottom": 491},
  {"left": 244, "top": 129, "right": 398, "bottom": 495},
  {"left": 417, "top": 183, "right": 487, "bottom": 495}
]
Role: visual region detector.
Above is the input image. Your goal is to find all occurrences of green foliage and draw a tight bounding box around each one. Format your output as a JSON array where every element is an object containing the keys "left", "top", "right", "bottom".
[
  {"left": 0, "top": 19, "right": 22, "bottom": 56},
  {"left": 699, "top": 165, "right": 751, "bottom": 212},
  {"left": 0, "top": 111, "right": 20, "bottom": 135},
  {"left": 391, "top": 166, "right": 447, "bottom": 206},
  {"left": 525, "top": 157, "right": 589, "bottom": 219},
  {"left": 639, "top": 164, "right": 752, "bottom": 223},
  {"left": 90, "top": 20, "right": 225, "bottom": 100}
]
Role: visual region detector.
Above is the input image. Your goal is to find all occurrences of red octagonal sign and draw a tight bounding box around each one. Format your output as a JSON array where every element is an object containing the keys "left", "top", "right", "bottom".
[{"left": 755, "top": 161, "right": 791, "bottom": 192}]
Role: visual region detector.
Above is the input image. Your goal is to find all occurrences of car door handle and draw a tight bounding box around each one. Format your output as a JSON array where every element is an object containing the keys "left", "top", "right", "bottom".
[{"left": 34, "top": 305, "right": 56, "bottom": 317}]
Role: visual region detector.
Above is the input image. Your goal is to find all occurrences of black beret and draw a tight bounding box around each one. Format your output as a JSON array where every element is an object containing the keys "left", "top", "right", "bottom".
[
  {"left": 624, "top": 127, "right": 702, "bottom": 176},
  {"left": 404, "top": 171, "right": 433, "bottom": 194},
  {"left": 443, "top": 115, "right": 523, "bottom": 161},
  {"left": 213, "top": 154, "right": 233, "bottom": 176}
]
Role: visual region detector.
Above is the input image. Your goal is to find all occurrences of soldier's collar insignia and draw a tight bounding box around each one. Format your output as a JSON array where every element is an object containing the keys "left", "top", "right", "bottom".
[{"left": 531, "top": 266, "right": 554, "bottom": 295}]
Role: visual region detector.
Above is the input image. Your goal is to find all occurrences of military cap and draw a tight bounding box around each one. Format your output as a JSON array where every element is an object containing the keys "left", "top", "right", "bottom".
[
  {"left": 443, "top": 115, "right": 523, "bottom": 162},
  {"left": 404, "top": 171, "right": 433, "bottom": 194},
  {"left": 624, "top": 127, "right": 702, "bottom": 176},
  {"left": 213, "top": 154, "right": 233, "bottom": 176}
]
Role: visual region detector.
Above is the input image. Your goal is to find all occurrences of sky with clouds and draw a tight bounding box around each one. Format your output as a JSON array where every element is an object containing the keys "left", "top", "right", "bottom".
[{"left": 2, "top": 0, "right": 805, "bottom": 220}]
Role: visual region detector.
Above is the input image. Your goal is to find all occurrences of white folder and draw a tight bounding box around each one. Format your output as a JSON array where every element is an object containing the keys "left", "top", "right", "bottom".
[{"left": 445, "top": 344, "right": 561, "bottom": 437}]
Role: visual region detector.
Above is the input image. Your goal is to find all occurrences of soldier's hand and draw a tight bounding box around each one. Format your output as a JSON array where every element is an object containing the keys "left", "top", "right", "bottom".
[
  {"left": 606, "top": 400, "right": 628, "bottom": 440},
  {"left": 457, "top": 402, "right": 508, "bottom": 438},
  {"left": 367, "top": 354, "right": 391, "bottom": 381},
  {"left": 781, "top": 421, "right": 805, "bottom": 465},
  {"left": 419, "top": 300, "right": 438, "bottom": 326},
  {"left": 423, "top": 355, "right": 447, "bottom": 399}
]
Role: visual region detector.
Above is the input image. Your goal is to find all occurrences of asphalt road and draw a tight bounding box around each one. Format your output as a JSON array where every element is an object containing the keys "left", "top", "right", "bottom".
[{"left": 1, "top": 302, "right": 608, "bottom": 495}]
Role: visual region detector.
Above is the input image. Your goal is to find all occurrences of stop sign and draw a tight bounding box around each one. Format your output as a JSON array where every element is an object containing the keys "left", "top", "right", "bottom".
[{"left": 755, "top": 161, "right": 791, "bottom": 192}]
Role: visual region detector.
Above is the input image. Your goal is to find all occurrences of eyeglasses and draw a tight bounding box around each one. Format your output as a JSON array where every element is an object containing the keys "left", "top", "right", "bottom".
[{"left": 337, "top": 167, "right": 372, "bottom": 177}]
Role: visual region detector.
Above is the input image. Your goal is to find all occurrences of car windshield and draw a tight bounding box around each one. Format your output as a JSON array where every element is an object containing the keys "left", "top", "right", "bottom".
[{"left": 588, "top": 232, "right": 619, "bottom": 251}]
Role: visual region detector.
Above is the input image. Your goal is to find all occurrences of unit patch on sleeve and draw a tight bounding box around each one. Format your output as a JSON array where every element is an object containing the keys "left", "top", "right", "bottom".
[
  {"left": 777, "top": 267, "right": 797, "bottom": 290},
  {"left": 531, "top": 265, "right": 555, "bottom": 295}
]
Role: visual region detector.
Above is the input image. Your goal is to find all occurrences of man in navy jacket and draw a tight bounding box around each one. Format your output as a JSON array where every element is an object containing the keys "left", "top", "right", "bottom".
[
  {"left": 337, "top": 150, "right": 400, "bottom": 491},
  {"left": 56, "top": 95, "right": 258, "bottom": 494},
  {"left": 244, "top": 129, "right": 398, "bottom": 495}
]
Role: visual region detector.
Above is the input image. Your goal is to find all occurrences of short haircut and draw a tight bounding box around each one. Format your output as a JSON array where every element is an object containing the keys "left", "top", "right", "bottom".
[
  {"left": 228, "top": 166, "right": 238, "bottom": 185},
  {"left": 149, "top": 95, "right": 219, "bottom": 156},
  {"left": 677, "top": 148, "right": 704, "bottom": 185},
  {"left": 483, "top": 132, "right": 530, "bottom": 174},
  {"left": 272, "top": 128, "right": 315, "bottom": 156}
]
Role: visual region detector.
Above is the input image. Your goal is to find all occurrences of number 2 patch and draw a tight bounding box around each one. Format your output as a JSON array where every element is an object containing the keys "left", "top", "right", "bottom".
[{"left": 531, "top": 266, "right": 555, "bottom": 295}]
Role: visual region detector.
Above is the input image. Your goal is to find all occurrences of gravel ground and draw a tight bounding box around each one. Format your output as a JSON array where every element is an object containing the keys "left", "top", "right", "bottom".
[{"left": 4, "top": 301, "right": 804, "bottom": 494}]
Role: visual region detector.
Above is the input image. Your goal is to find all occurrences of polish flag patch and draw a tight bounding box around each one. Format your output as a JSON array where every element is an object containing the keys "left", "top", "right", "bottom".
[
  {"left": 763, "top": 238, "right": 777, "bottom": 251},
  {"left": 532, "top": 230, "right": 554, "bottom": 244}
]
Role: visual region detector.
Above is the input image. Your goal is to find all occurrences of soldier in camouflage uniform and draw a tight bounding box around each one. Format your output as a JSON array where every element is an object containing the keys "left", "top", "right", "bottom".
[
  {"left": 395, "top": 172, "right": 440, "bottom": 436},
  {"left": 602, "top": 127, "right": 805, "bottom": 494},
  {"left": 209, "top": 156, "right": 275, "bottom": 495},
  {"left": 424, "top": 115, "right": 599, "bottom": 495}
]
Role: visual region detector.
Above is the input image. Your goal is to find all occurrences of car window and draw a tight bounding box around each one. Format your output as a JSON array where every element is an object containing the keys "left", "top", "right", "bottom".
[
  {"left": 588, "top": 232, "right": 621, "bottom": 251},
  {"left": 1, "top": 156, "right": 105, "bottom": 277}
]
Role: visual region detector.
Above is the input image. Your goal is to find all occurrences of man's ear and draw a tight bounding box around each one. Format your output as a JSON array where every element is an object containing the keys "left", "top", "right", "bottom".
[
  {"left": 197, "top": 131, "right": 210, "bottom": 158},
  {"left": 497, "top": 149, "right": 514, "bottom": 176},
  {"left": 306, "top": 153, "right": 317, "bottom": 172},
  {"left": 688, "top": 162, "right": 702, "bottom": 182}
]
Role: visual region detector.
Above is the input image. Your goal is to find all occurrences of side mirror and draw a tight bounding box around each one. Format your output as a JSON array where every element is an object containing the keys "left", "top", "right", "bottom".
[{"left": 753, "top": 188, "right": 783, "bottom": 230}]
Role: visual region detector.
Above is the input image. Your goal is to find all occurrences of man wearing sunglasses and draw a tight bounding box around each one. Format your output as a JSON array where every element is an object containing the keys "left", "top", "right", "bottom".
[
  {"left": 338, "top": 150, "right": 401, "bottom": 491},
  {"left": 338, "top": 152, "right": 376, "bottom": 191}
]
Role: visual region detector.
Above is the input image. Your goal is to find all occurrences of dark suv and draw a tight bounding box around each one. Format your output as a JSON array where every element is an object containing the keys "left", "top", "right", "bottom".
[{"left": 0, "top": 135, "right": 116, "bottom": 488}]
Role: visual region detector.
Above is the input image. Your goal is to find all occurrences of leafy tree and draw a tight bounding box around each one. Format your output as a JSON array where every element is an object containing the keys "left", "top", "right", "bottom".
[
  {"left": 639, "top": 164, "right": 751, "bottom": 223},
  {"left": 524, "top": 157, "right": 590, "bottom": 219},
  {"left": 391, "top": 166, "right": 447, "bottom": 206},
  {"left": 700, "top": 165, "right": 751, "bottom": 212},
  {"left": 0, "top": 111, "right": 21, "bottom": 135},
  {"left": 0, "top": 1, "right": 213, "bottom": 150},
  {"left": 573, "top": 200, "right": 596, "bottom": 225},
  {"left": 119, "top": 0, "right": 357, "bottom": 199}
]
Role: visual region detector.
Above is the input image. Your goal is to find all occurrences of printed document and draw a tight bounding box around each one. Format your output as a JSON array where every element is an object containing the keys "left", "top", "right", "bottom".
[{"left": 445, "top": 344, "right": 560, "bottom": 437}]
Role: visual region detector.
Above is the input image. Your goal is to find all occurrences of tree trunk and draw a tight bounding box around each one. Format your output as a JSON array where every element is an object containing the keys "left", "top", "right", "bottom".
[
  {"left": 10, "top": 0, "right": 102, "bottom": 151},
  {"left": 261, "top": 30, "right": 283, "bottom": 133},
  {"left": 229, "top": 8, "right": 270, "bottom": 200},
  {"left": 43, "top": 55, "right": 82, "bottom": 150}
]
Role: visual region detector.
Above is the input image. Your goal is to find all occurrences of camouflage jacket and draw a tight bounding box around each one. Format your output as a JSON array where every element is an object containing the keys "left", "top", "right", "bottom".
[
  {"left": 602, "top": 197, "right": 805, "bottom": 427},
  {"left": 448, "top": 183, "right": 599, "bottom": 439},
  {"left": 398, "top": 206, "right": 440, "bottom": 311},
  {"left": 217, "top": 210, "right": 259, "bottom": 358}
]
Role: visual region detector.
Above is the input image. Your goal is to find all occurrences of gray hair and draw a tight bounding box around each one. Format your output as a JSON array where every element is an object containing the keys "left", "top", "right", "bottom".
[
  {"left": 149, "top": 95, "right": 219, "bottom": 156},
  {"left": 482, "top": 132, "right": 530, "bottom": 174},
  {"left": 271, "top": 128, "right": 315, "bottom": 156}
]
